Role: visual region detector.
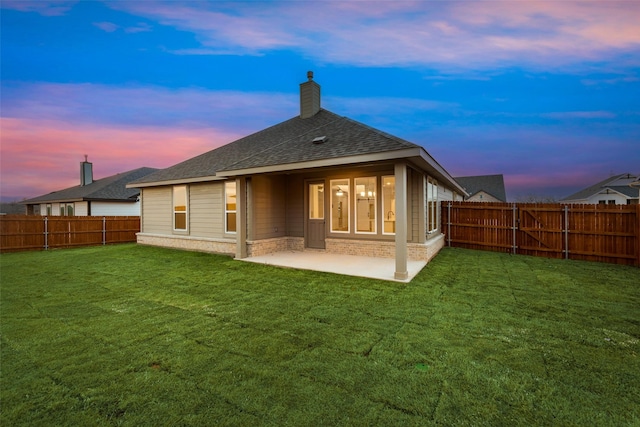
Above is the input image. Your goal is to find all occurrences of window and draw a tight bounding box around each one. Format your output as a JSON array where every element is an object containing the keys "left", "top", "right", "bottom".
[
  {"left": 427, "top": 178, "right": 438, "bottom": 233},
  {"left": 309, "top": 183, "right": 324, "bottom": 219},
  {"left": 608, "top": 200, "right": 616, "bottom": 205},
  {"left": 60, "top": 203, "right": 74, "bottom": 216},
  {"left": 225, "top": 181, "right": 237, "bottom": 233},
  {"left": 330, "top": 179, "right": 349, "bottom": 232},
  {"left": 355, "top": 177, "right": 376, "bottom": 233},
  {"left": 173, "top": 185, "right": 188, "bottom": 231},
  {"left": 46, "top": 204, "right": 52, "bottom": 216},
  {"left": 382, "top": 176, "right": 395, "bottom": 234}
]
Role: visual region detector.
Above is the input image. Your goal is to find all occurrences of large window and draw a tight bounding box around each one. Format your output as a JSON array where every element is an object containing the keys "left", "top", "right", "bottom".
[
  {"left": 355, "top": 177, "right": 376, "bottom": 233},
  {"left": 382, "top": 176, "right": 395, "bottom": 234},
  {"left": 173, "top": 185, "right": 188, "bottom": 231},
  {"left": 225, "top": 181, "right": 237, "bottom": 233},
  {"left": 427, "top": 178, "right": 438, "bottom": 233},
  {"left": 330, "top": 179, "right": 349, "bottom": 232}
]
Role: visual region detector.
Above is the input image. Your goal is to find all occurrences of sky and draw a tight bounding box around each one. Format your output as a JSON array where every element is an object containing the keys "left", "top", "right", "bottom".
[{"left": 1, "top": 1, "right": 639, "bottom": 202}]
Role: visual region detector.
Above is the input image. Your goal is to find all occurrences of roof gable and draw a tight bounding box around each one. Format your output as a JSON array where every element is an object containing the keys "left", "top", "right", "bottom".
[
  {"left": 454, "top": 174, "right": 507, "bottom": 202},
  {"left": 23, "top": 167, "right": 158, "bottom": 204},
  {"left": 561, "top": 173, "right": 639, "bottom": 201}
]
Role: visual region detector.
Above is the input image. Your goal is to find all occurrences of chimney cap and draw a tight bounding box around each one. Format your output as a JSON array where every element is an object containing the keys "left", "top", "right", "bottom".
[{"left": 307, "top": 71, "right": 313, "bottom": 81}]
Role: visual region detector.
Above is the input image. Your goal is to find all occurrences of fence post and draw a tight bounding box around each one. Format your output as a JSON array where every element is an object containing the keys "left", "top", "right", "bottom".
[
  {"left": 447, "top": 202, "right": 451, "bottom": 247},
  {"left": 44, "top": 216, "right": 48, "bottom": 250},
  {"left": 102, "top": 217, "right": 106, "bottom": 245},
  {"left": 512, "top": 204, "right": 517, "bottom": 254},
  {"left": 564, "top": 205, "right": 569, "bottom": 260}
]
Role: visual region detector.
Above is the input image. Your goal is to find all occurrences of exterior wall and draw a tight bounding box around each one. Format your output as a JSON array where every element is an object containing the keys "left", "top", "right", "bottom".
[
  {"left": 325, "top": 233, "right": 444, "bottom": 262},
  {"left": 190, "top": 182, "right": 223, "bottom": 238},
  {"left": 252, "top": 175, "right": 286, "bottom": 240},
  {"left": 137, "top": 233, "right": 235, "bottom": 255},
  {"left": 247, "top": 237, "right": 304, "bottom": 257},
  {"left": 286, "top": 175, "right": 304, "bottom": 237},
  {"left": 141, "top": 187, "right": 172, "bottom": 233},
  {"left": 91, "top": 201, "right": 139, "bottom": 216},
  {"left": 585, "top": 191, "right": 633, "bottom": 205},
  {"left": 75, "top": 202, "right": 89, "bottom": 216}
]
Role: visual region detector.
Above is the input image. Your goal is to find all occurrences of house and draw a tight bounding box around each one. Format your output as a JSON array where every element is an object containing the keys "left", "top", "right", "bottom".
[
  {"left": 455, "top": 174, "right": 507, "bottom": 202},
  {"left": 561, "top": 173, "right": 639, "bottom": 205},
  {"left": 22, "top": 158, "right": 158, "bottom": 216},
  {"left": 0, "top": 202, "right": 27, "bottom": 215},
  {"left": 128, "top": 72, "right": 467, "bottom": 280}
]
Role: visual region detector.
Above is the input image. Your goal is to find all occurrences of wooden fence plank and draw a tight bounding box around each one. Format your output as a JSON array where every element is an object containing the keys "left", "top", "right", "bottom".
[
  {"left": 443, "top": 202, "right": 639, "bottom": 267},
  {"left": 0, "top": 216, "right": 140, "bottom": 253}
]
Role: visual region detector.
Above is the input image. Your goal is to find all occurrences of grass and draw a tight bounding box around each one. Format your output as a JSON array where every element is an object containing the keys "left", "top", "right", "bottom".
[{"left": 1, "top": 244, "right": 639, "bottom": 426}]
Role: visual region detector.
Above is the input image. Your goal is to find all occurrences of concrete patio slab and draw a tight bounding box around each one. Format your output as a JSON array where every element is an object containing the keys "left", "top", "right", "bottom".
[{"left": 240, "top": 251, "right": 427, "bottom": 282}]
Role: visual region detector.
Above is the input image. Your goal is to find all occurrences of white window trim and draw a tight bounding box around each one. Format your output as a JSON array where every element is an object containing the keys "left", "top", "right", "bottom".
[
  {"left": 382, "top": 175, "right": 395, "bottom": 235},
  {"left": 225, "top": 181, "right": 237, "bottom": 234},
  {"left": 330, "top": 178, "right": 350, "bottom": 233},
  {"left": 355, "top": 177, "right": 377, "bottom": 234},
  {"left": 173, "top": 185, "right": 188, "bottom": 232},
  {"left": 426, "top": 177, "right": 438, "bottom": 234}
]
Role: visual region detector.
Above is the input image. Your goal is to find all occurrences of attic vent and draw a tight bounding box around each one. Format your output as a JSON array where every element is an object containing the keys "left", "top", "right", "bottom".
[{"left": 312, "top": 136, "right": 327, "bottom": 144}]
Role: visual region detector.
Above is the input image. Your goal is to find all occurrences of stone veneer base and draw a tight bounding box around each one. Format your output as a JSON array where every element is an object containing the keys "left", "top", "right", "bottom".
[
  {"left": 137, "top": 233, "right": 444, "bottom": 263},
  {"left": 325, "top": 233, "right": 444, "bottom": 262},
  {"left": 136, "top": 233, "right": 235, "bottom": 256}
]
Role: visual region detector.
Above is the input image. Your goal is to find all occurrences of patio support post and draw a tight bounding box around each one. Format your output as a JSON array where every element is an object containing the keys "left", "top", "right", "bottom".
[
  {"left": 236, "top": 177, "right": 247, "bottom": 259},
  {"left": 394, "top": 163, "right": 408, "bottom": 280}
]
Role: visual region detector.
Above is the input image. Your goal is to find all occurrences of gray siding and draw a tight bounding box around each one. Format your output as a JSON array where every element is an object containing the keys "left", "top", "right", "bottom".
[
  {"left": 286, "top": 175, "right": 304, "bottom": 237},
  {"left": 252, "top": 175, "right": 286, "bottom": 240},
  {"left": 142, "top": 187, "right": 172, "bottom": 233},
  {"left": 190, "top": 182, "right": 223, "bottom": 238}
]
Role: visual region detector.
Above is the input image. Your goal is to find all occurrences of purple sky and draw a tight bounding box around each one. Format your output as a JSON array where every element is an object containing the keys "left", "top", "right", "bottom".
[{"left": 1, "top": 1, "right": 639, "bottom": 201}]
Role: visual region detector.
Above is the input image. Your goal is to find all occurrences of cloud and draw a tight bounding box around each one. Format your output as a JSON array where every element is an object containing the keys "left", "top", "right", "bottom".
[
  {"left": 108, "top": 1, "right": 640, "bottom": 71},
  {"left": 1, "top": 82, "right": 297, "bottom": 131},
  {"left": 1, "top": 0, "right": 76, "bottom": 16},
  {"left": 541, "top": 111, "right": 617, "bottom": 119},
  {"left": 0, "top": 117, "right": 243, "bottom": 199},
  {"left": 94, "top": 22, "right": 119, "bottom": 33}
]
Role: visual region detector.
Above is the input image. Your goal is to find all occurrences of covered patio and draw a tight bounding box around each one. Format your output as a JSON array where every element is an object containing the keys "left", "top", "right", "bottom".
[{"left": 240, "top": 251, "right": 427, "bottom": 282}]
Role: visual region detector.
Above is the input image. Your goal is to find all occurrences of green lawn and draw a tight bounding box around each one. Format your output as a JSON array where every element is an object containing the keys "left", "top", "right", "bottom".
[{"left": 1, "top": 244, "right": 638, "bottom": 426}]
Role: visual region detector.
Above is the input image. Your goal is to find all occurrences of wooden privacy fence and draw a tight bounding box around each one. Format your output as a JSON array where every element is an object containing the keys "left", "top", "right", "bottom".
[
  {"left": 0, "top": 215, "right": 140, "bottom": 253},
  {"left": 442, "top": 202, "right": 640, "bottom": 266}
]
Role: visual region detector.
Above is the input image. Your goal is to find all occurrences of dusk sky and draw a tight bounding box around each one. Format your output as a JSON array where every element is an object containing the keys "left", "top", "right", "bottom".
[{"left": 1, "top": 1, "right": 639, "bottom": 202}]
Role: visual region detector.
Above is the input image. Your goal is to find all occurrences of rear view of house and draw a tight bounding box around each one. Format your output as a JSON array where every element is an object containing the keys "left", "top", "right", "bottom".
[{"left": 128, "top": 73, "right": 467, "bottom": 279}]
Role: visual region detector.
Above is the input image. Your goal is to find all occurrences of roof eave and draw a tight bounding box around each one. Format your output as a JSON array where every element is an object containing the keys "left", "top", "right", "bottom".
[
  {"left": 126, "top": 175, "right": 221, "bottom": 188},
  {"left": 215, "top": 148, "right": 422, "bottom": 177}
]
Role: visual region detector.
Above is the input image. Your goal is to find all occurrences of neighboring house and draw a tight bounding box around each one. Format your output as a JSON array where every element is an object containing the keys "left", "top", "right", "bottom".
[
  {"left": 128, "top": 73, "right": 467, "bottom": 279},
  {"left": 454, "top": 174, "right": 507, "bottom": 202},
  {"left": 561, "top": 173, "right": 640, "bottom": 205},
  {"left": 0, "top": 202, "right": 27, "bottom": 215},
  {"left": 22, "top": 159, "right": 158, "bottom": 216}
]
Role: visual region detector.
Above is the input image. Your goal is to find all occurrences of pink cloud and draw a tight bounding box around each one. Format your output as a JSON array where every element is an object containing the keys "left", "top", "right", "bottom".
[
  {"left": 108, "top": 1, "right": 640, "bottom": 70},
  {"left": 0, "top": 117, "right": 243, "bottom": 199}
]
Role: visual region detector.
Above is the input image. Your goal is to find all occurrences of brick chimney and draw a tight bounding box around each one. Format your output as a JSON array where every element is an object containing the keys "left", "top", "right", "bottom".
[
  {"left": 300, "top": 71, "right": 320, "bottom": 119},
  {"left": 80, "top": 155, "right": 93, "bottom": 186}
]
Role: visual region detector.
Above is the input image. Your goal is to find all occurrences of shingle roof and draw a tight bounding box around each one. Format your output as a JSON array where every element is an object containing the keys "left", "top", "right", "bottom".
[
  {"left": 561, "top": 173, "right": 640, "bottom": 201},
  {"left": 132, "top": 109, "right": 420, "bottom": 185},
  {"left": 454, "top": 174, "right": 507, "bottom": 202},
  {"left": 22, "top": 167, "right": 159, "bottom": 204}
]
